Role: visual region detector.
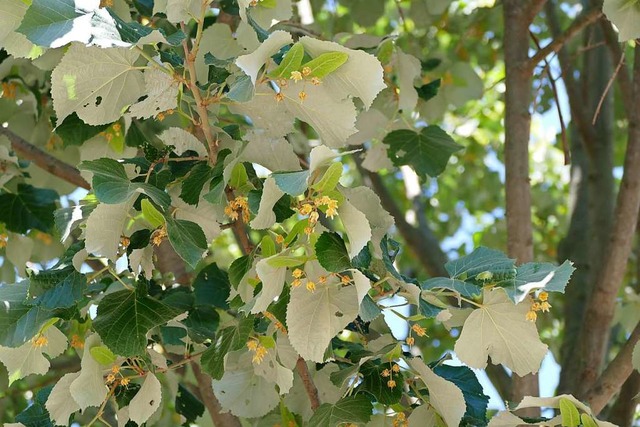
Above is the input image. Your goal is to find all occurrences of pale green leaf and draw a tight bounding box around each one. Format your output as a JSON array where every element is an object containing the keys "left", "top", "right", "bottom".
[
  {"left": 129, "top": 373, "right": 162, "bottom": 425},
  {"left": 603, "top": 0, "right": 640, "bottom": 41},
  {"left": 89, "top": 345, "right": 116, "bottom": 366},
  {"left": 454, "top": 289, "right": 548, "bottom": 376},
  {"left": 250, "top": 177, "right": 285, "bottom": 229},
  {"left": 195, "top": 23, "right": 244, "bottom": 82},
  {"left": 170, "top": 186, "right": 221, "bottom": 242},
  {"left": 84, "top": 200, "right": 134, "bottom": 262},
  {"left": 141, "top": 199, "right": 164, "bottom": 228},
  {"left": 633, "top": 341, "right": 640, "bottom": 372},
  {"left": 236, "top": 30, "right": 292, "bottom": 85},
  {"left": 269, "top": 42, "right": 305, "bottom": 79},
  {"left": 238, "top": 0, "right": 293, "bottom": 28},
  {"left": 312, "top": 162, "right": 343, "bottom": 192},
  {"left": 16, "top": 0, "right": 94, "bottom": 48},
  {"left": 252, "top": 255, "right": 287, "bottom": 314},
  {"left": 212, "top": 351, "right": 280, "bottom": 418},
  {"left": 384, "top": 126, "right": 463, "bottom": 178},
  {"left": 228, "top": 84, "right": 295, "bottom": 139},
  {"left": 287, "top": 282, "right": 359, "bottom": 362},
  {"left": 51, "top": 44, "right": 144, "bottom": 125},
  {"left": 393, "top": 50, "right": 422, "bottom": 112},
  {"left": 338, "top": 200, "right": 371, "bottom": 259},
  {"left": 154, "top": 0, "right": 202, "bottom": 24},
  {"left": 240, "top": 133, "right": 302, "bottom": 172},
  {"left": 6, "top": 233, "right": 34, "bottom": 277},
  {"left": 46, "top": 371, "right": 81, "bottom": 426},
  {"left": 166, "top": 217, "right": 208, "bottom": 269},
  {"left": 300, "top": 36, "right": 385, "bottom": 109},
  {"left": 284, "top": 362, "right": 342, "bottom": 421},
  {"left": 514, "top": 395, "right": 618, "bottom": 427},
  {"left": 0, "top": 0, "right": 44, "bottom": 59},
  {"left": 69, "top": 334, "right": 108, "bottom": 410},
  {"left": 252, "top": 348, "right": 294, "bottom": 394},
  {"left": 559, "top": 397, "right": 581, "bottom": 427},
  {"left": 159, "top": 127, "right": 208, "bottom": 157},
  {"left": 92, "top": 289, "right": 182, "bottom": 356},
  {"left": 129, "top": 67, "right": 179, "bottom": 119},
  {"left": 581, "top": 414, "right": 600, "bottom": 427},
  {"left": 302, "top": 52, "right": 349, "bottom": 78},
  {"left": 408, "top": 358, "right": 465, "bottom": 427}
]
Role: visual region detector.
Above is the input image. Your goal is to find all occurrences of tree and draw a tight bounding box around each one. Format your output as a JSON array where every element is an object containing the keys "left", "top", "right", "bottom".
[{"left": 0, "top": 0, "right": 638, "bottom": 426}]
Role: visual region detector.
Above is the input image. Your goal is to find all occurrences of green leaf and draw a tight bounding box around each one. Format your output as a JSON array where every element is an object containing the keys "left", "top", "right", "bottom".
[
  {"left": 0, "top": 184, "right": 58, "bottom": 233},
  {"left": 28, "top": 265, "right": 86, "bottom": 309},
  {"left": 384, "top": 126, "right": 463, "bottom": 177},
  {"left": 302, "top": 52, "right": 349, "bottom": 79},
  {"left": 166, "top": 218, "right": 208, "bottom": 269},
  {"left": 272, "top": 170, "right": 309, "bottom": 197},
  {"left": 15, "top": 386, "right": 53, "bottom": 427},
  {"left": 180, "top": 163, "right": 214, "bottom": 205},
  {"left": 193, "top": 263, "right": 230, "bottom": 309},
  {"left": 559, "top": 397, "right": 581, "bottom": 427},
  {"left": 502, "top": 260, "right": 575, "bottom": 303},
  {"left": 200, "top": 315, "right": 254, "bottom": 380},
  {"left": 141, "top": 199, "right": 165, "bottom": 228},
  {"left": 445, "top": 247, "right": 515, "bottom": 280},
  {"left": 269, "top": 42, "right": 305, "bottom": 79},
  {"left": 105, "top": 9, "right": 186, "bottom": 46},
  {"left": 311, "top": 162, "right": 343, "bottom": 192},
  {"left": 433, "top": 365, "right": 489, "bottom": 426},
  {"left": 184, "top": 306, "right": 220, "bottom": 341},
  {"left": 0, "top": 281, "right": 57, "bottom": 347},
  {"left": 360, "top": 295, "right": 381, "bottom": 322},
  {"left": 261, "top": 235, "right": 277, "bottom": 257},
  {"left": 603, "top": 0, "right": 640, "bottom": 41},
  {"left": 356, "top": 361, "right": 403, "bottom": 404},
  {"left": 266, "top": 255, "right": 306, "bottom": 268},
  {"left": 307, "top": 394, "right": 372, "bottom": 427},
  {"left": 227, "top": 74, "right": 254, "bottom": 102},
  {"left": 229, "top": 255, "right": 253, "bottom": 289},
  {"left": 416, "top": 79, "right": 441, "bottom": 102},
  {"left": 55, "top": 113, "right": 110, "bottom": 146},
  {"left": 315, "top": 232, "right": 352, "bottom": 273},
  {"left": 16, "top": 0, "right": 93, "bottom": 48},
  {"left": 176, "top": 384, "right": 205, "bottom": 425},
  {"left": 93, "top": 288, "right": 182, "bottom": 356},
  {"left": 421, "top": 277, "right": 481, "bottom": 298},
  {"left": 90, "top": 345, "right": 117, "bottom": 365},
  {"left": 580, "top": 413, "right": 599, "bottom": 427},
  {"left": 80, "top": 158, "right": 171, "bottom": 208}
]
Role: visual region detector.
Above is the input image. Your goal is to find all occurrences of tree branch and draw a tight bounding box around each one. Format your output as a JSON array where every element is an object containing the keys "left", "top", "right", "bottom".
[
  {"left": 527, "top": 7, "right": 603, "bottom": 72},
  {"left": 191, "top": 362, "right": 242, "bottom": 427},
  {"left": 599, "top": 18, "right": 634, "bottom": 118},
  {"left": 583, "top": 321, "right": 640, "bottom": 415},
  {"left": 0, "top": 128, "right": 90, "bottom": 190},
  {"left": 296, "top": 357, "right": 321, "bottom": 410},
  {"left": 578, "top": 44, "right": 640, "bottom": 393}
]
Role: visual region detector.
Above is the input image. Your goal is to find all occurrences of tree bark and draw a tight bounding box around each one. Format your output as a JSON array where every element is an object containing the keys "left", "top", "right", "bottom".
[{"left": 503, "top": 0, "right": 539, "bottom": 413}]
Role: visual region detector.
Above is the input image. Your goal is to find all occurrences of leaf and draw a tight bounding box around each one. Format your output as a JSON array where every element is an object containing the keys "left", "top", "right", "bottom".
[
  {"left": 15, "top": 386, "right": 53, "bottom": 427},
  {"left": 85, "top": 200, "right": 134, "bottom": 262},
  {"left": 503, "top": 260, "right": 575, "bottom": 303},
  {"left": 69, "top": 334, "right": 109, "bottom": 410},
  {"left": 250, "top": 177, "right": 285, "bottom": 230},
  {"left": 269, "top": 42, "right": 305, "bottom": 79},
  {"left": 166, "top": 218, "right": 208, "bottom": 269},
  {"left": 179, "top": 163, "right": 214, "bottom": 205},
  {"left": 445, "top": 246, "right": 515, "bottom": 280},
  {"left": 384, "top": 126, "right": 463, "bottom": 178},
  {"left": 603, "top": 0, "right": 640, "bottom": 41},
  {"left": 80, "top": 158, "right": 171, "bottom": 208},
  {"left": 338, "top": 200, "right": 371, "bottom": 259},
  {"left": 93, "top": 289, "right": 182, "bottom": 356},
  {"left": 0, "top": 184, "right": 58, "bottom": 233},
  {"left": 581, "top": 414, "right": 600, "bottom": 427},
  {"left": 171, "top": 185, "right": 222, "bottom": 242},
  {"left": 129, "top": 67, "right": 179, "bottom": 119},
  {"left": 307, "top": 394, "right": 373, "bottom": 427},
  {"left": 0, "top": 281, "right": 57, "bottom": 347},
  {"left": 559, "top": 397, "right": 581, "bottom": 427},
  {"left": 16, "top": 0, "right": 94, "bottom": 48},
  {"left": 408, "top": 358, "right": 466, "bottom": 427},
  {"left": 302, "top": 52, "right": 349, "bottom": 78},
  {"left": 0, "top": 326, "right": 67, "bottom": 385},
  {"left": 155, "top": 0, "right": 202, "bottom": 24},
  {"left": 0, "top": 0, "right": 44, "bottom": 59},
  {"left": 211, "top": 351, "right": 280, "bottom": 418},
  {"left": 193, "top": 263, "right": 231, "bottom": 309},
  {"left": 239, "top": 133, "right": 303, "bottom": 173},
  {"left": 141, "top": 199, "right": 165, "bottom": 228},
  {"left": 312, "top": 162, "right": 343, "bottom": 193},
  {"left": 184, "top": 306, "right": 220, "bottom": 342},
  {"left": 356, "top": 361, "right": 403, "bottom": 404},
  {"left": 90, "top": 345, "right": 117, "bottom": 365},
  {"left": 393, "top": 50, "right": 422, "bottom": 112},
  {"left": 51, "top": 44, "right": 144, "bottom": 125},
  {"left": 227, "top": 74, "right": 255, "bottom": 102},
  {"left": 28, "top": 264, "right": 86, "bottom": 310},
  {"left": 273, "top": 170, "right": 310, "bottom": 196},
  {"left": 454, "top": 288, "right": 548, "bottom": 376},
  {"left": 236, "top": 30, "right": 293, "bottom": 85},
  {"left": 287, "top": 282, "right": 359, "bottom": 362},
  {"left": 433, "top": 364, "right": 489, "bottom": 426},
  {"left": 300, "top": 36, "right": 386, "bottom": 109},
  {"left": 55, "top": 113, "right": 110, "bottom": 146},
  {"left": 129, "top": 373, "right": 162, "bottom": 425},
  {"left": 229, "top": 255, "right": 254, "bottom": 289},
  {"left": 408, "top": 405, "right": 439, "bottom": 427},
  {"left": 315, "top": 232, "right": 352, "bottom": 273},
  {"left": 253, "top": 256, "right": 287, "bottom": 313},
  {"left": 200, "top": 315, "right": 253, "bottom": 380},
  {"left": 159, "top": 127, "right": 208, "bottom": 157},
  {"left": 416, "top": 79, "right": 441, "bottom": 102},
  {"left": 46, "top": 371, "right": 81, "bottom": 426},
  {"left": 176, "top": 384, "right": 204, "bottom": 425},
  {"left": 421, "top": 277, "right": 481, "bottom": 298}
]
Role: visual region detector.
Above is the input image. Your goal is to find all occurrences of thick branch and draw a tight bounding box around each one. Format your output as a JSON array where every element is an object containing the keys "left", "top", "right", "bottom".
[
  {"left": 191, "top": 362, "right": 242, "bottom": 427},
  {"left": 527, "top": 8, "right": 603, "bottom": 72},
  {"left": 296, "top": 357, "right": 321, "bottom": 410},
  {"left": 0, "top": 128, "right": 90, "bottom": 190},
  {"left": 583, "top": 321, "right": 640, "bottom": 415},
  {"left": 578, "top": 44, "right": 640, "bottom": 393}
]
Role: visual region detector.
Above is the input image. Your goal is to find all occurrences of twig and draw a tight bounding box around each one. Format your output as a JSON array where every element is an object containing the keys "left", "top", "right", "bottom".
[
  {"left": 0, "top": 128, "right": 90, "bottom": 190},
  {"left": 599, "top": 18, "right": 634, "bottom": 117},
  {"left": 296, "top": 357, "right": 321, "bottom": 410},
  {"left": 592, "top": 52, "right": 625, "bottom": 125},
  {"left": 530, "top": 31, "right": 569, "bottom": 164},
  {"left": 527, "top": 8, "right": 603, "bottom": 72}
]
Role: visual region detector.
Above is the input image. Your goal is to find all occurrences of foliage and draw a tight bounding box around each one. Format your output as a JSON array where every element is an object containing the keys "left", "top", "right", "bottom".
[{"left": 0, "top": 0, "right": 634, "bottom": 426}]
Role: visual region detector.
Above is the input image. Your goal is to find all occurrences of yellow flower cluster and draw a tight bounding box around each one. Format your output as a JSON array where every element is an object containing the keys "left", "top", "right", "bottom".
[
  {"left": 1, "top": 82, "right": 17, "bottom": 99},
  {"left": 526, "top": 291, "right": 551, "bottom": 322},
  {"left": 151, "top": 226, "right": 168, "bottom": 247},
  {"left": 291, "top": 268, "right": 317, "bottom": 292},
  {"left": 0, "top": 233, "right": 7, "bottom": 249},
  {"left": 263, "top": 311, "right": 287, "bottom": 334},
  {"left": 224, "top": 196, "right": 250, "bottom": 223},
  {"left": 393, "top": 412, "right": 408, "bottom": 427},
  {"left": 247, "top": 338, "right": 268, "bottom": 364},
  {"left": 70, "top": 334, "right": 84, "bottom": 349},
  {"left": 297, "top": 196, "right": 339, "bottom": 236},
  {"left": 381, "top": 363, "right": 401, "bottom": 389},
  {"left": 314, "top": 195, "right": 339, "bottom": 219},
  {"left": 31, "top": 334, "right": 48, "bottom": 348}
]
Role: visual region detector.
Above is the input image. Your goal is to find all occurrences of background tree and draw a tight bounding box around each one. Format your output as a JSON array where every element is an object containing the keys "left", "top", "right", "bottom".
[{"left": 0, "top": 0, "right": 639, "bottom": 426}]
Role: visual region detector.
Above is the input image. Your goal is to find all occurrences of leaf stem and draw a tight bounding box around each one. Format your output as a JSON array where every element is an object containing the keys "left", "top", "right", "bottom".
[{"left": 135, "top": 46, "right": 174, "bottom": 76}]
